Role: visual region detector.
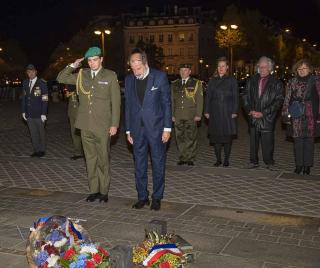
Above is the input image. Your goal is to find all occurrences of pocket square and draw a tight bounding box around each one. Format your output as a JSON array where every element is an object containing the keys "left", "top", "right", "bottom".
[
  {"left": 98, "top": 81, "right": 109, "bottom": 85},
  {"left": 150, "top": 86, "right": 158, "bottom": 91}
]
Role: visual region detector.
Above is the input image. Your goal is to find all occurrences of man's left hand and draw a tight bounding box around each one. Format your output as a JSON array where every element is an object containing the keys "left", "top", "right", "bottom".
[
  {"left": 162, "top": 131, "right": 170, "bottom": 143},
  {"left": 194, "top": 116, "right": 201, "bottom": 122},
  {"left": 109, "top": 126, "right": 118, "bottom": 136}
]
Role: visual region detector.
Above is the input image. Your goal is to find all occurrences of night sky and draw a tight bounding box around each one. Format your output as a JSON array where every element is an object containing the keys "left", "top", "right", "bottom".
[{"left": 1, "top": 0, "right": 319, "bottom": 70}]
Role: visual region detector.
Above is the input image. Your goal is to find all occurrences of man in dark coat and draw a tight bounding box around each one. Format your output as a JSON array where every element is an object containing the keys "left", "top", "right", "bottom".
[
  {"left": 21, "top": 64, "right": 48, "bottom": 157},
  {"left": 242, "top": 56, "right": 284, "bottom": 169}
]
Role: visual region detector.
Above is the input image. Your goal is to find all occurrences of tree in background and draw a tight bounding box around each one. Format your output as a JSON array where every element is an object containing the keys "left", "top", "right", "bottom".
[{"left": 135, "top": 40, "right": 164, "bottom": 70}]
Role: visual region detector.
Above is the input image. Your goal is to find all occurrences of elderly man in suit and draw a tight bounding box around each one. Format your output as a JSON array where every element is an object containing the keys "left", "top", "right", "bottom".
[
  {"left": 21, "top": 64, "right": 48, "bottom": 157},
  {"left": 57, "top": 47, "right": 121, "bottom": 203},
  {"left": 125, "top": 48, "right": 172, "bottom": 211}
]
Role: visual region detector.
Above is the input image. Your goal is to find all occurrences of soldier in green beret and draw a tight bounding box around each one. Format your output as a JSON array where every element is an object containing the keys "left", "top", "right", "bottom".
[
  {"left": 57, "top": 47, "right": 121, "bottom": 203},
  {"left": 171, "top": 64, "right": 204, "bottom": 165}
]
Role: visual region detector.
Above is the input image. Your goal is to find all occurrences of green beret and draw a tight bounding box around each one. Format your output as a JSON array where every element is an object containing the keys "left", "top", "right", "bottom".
[
  {"left": 84, "top": 47, "right": 102, "bottom": 58},
  {"left": 179, "top": 63, "right": 192, "bottom": 69},
  {"left": 26, "top": 64, "right": 36, "bottom": 70}
]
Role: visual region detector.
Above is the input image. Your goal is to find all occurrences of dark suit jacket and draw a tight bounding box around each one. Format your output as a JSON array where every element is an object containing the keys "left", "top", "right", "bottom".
[
  {"left": 124, "top": 68, "right": 172, "bottom": 139},
  {"left": 21, "top": 78, "right": 48, "bottom": 118},
  {"left": 242, "top": 74, "right": 284, "bottom": 131}
]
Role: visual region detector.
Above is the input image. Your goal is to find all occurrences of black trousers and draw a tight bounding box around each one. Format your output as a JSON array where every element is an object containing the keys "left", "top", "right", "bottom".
[
  {"left": 214, "top": 142, "right": 232, "bottom": 162},
  {"left": 293, "top": 137, "right": 314, "bottom": 167},
  {"left": 250, "top": 127, "right": 274, "bottom": 165}
]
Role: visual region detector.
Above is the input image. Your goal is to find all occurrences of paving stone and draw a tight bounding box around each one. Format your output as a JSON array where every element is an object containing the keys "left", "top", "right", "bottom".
[
  {"left": 257, "top": 234, "right": 279, "bottom": 243},
  {"left": 222, "top": 238, "right": 320, "bottom": 268}
]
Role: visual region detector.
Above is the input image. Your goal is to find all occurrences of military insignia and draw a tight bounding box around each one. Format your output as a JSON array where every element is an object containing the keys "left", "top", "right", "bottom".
[
  {"left": 42, "top": 94, "right": 48, "bottom": 101},
  {"left": 150, "top": 86, "right": 158, "bottom": 91},
  {"left": 98, "top": 81, "right": 108, "bottom": 85},
  {"left": 34, "top": 89, "right": 41, "bottom": 96}
]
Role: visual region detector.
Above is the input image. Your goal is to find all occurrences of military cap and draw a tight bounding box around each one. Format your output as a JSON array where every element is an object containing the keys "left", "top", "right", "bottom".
[
  {"left": 84, "top": 47, "right": 102, "bottom": 58},
  {"left": 26, "top": 64, "right": 36, "bottom": 70},
  {"left": 179, "top": 63, "right": 192, "bottom": 69}
]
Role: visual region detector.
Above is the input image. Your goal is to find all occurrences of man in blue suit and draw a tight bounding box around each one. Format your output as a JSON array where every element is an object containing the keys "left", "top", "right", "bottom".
[
  {"left": 125, "top": 48, "right": 172, "bottom": 211},
  {"left": 21, "top": 64, "right": 48, "bottom": 157}
]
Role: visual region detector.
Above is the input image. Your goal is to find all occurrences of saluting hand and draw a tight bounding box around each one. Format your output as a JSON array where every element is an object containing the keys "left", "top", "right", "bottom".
[{"left": 72, "top": 57, "right": 85, "bottom": 68}]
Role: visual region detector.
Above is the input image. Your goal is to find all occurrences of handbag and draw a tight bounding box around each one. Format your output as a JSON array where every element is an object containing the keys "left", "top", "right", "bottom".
[{"left": 288, "top": 100, "right": 304, "bottom": 119}]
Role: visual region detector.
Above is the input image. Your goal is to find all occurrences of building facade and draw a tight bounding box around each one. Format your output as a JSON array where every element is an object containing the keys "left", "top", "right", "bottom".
[{"left": 123, "top": 14, "right": 200, "bottom": 75}]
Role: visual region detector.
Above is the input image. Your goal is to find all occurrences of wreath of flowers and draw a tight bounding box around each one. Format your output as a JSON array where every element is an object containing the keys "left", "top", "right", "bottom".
[
  {"left": 132, "top": 232, "right": 185, "bottom": 268},
  {"left": 26, "top": 215, "right": 109, "bottom": 268}
]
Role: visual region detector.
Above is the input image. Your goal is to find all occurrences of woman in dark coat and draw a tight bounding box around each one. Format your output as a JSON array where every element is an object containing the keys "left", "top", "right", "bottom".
[
  {"left": 282, "top": 59, "right": 320, "bottom": 175},
  {"left": 205, "top": 57, "right": 239, "bottom": 167}
]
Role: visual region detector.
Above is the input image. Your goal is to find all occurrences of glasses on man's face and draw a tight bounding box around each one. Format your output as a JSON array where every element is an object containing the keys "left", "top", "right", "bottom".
[{"left": 297, "top": 67, "right": 309, "bottom": 71}]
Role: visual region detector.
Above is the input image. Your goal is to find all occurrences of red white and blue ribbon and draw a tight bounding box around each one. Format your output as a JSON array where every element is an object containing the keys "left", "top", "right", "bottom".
[
  {"left": 65, "top": 219, "right": 82, "bottom": 244},
  {"left": 142, "top": 243, "right": 182, "bottom": 267}
]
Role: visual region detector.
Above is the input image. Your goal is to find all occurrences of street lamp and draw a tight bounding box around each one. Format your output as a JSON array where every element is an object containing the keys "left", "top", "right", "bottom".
[
  {"left": 0, "top": 48, "right": 2, "bottom": 51},
  {"left": 219, "top": 24, "right": 239, "bottom": 76},
  {"left": 199, "top": 59, "right": 204, "bottom": 79},
  {"left": 94, "top": 29, "right": 111, "bottom": 60}
]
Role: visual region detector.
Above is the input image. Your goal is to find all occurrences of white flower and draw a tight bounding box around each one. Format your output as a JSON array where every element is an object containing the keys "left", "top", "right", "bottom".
[
  {"left": 47, "top": 254, "right": 59, "bottom": 267},
  {"left": 54, "top": 237, "right": 67, "bottom": 248},
  {"left": 80, "top": 245, "right": 98, "bottom": 254}
]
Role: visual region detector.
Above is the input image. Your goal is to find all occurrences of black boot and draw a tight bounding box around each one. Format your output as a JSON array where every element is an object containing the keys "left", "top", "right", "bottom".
[
  {"left": 294, "top": 166, "right": 303, "bottom": 174},
  {"left": 303, "top": 166, "right": 311, "bottom": 175},
  {"left": 214, "top": 144, "right": 222, "bottom": 167}
]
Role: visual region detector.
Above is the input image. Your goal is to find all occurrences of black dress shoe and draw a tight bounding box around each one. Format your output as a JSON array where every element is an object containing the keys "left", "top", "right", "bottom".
[
  {"left": 38, "top": 152, "right": 45, "bottom": 157},
  {"left": 99, "top": 194, "right": 108, "bottom": 203},
  {"left": 223, "top": 160, "right": 229, "bottom": 167},
  {"left": 86, "top": 193, "right": 100, "bottom": 202},
  {"left": 70, "top": 155, "right": 84, "bottom": 160},
  {"left": 132, "top": 199, "right": 150, "bottom": 209},
  {"left": 214, "top": 161, "right": 222, "bottom": 167},
  {"left": 303, "top": 166, "right": 311, "bottom": 175},
  {"left": 187, "top": 161, "right": 194, "bottom": 166},
  {"left": 30, "top": 152, "right": 38, "bottom": 157},
  {"left": 177, "top": 161, "right": 185, "bottom": 165},
  {"left": 150, "top": 199, "right": 161, "bottom": 211},
  {"left": 294, "top": 166, "right": 303, "bottom": 174}
]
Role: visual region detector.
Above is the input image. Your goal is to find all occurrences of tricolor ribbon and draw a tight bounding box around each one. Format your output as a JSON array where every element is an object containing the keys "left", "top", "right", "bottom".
[{"left": 142, "top": 243, "right": 182, "bottom": 267}]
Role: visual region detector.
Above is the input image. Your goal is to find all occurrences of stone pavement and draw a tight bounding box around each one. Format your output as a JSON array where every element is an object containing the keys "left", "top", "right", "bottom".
[{"left": 0, "top": 100, "right": 320, "bottom": 267}]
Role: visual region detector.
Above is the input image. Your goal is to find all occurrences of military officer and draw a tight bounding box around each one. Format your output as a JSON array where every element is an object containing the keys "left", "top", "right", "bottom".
[
  {"left": 64, "top": 84, "right": 84, "bottom": 160},
  {"left": 57, "top": 47, "right": 121, "bottom": 203},
  {"left": 21, "top": 64, "right": 48, "bottom": 157},
  {"left": 171, "top": 64, "right": 203, "bottom": 165}
]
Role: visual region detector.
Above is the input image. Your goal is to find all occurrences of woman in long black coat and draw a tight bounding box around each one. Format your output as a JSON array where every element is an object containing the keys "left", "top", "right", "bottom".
[{"left": 205, "top": 57, "right": 239, "bottom": 167}]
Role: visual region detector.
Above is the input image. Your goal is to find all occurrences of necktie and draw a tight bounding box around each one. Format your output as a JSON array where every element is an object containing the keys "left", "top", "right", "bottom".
[
  {"left": 92, "top": 72, "right": 96, "bottom": 80},
  {"left": 182, "top": 80, "right": 186, "bottom": 85},
  {"left": 29, "top": 80, "right": 32, "bottom": 92},
  {"left": 258, "top": 78, "right": 264, "bottom": 97}
]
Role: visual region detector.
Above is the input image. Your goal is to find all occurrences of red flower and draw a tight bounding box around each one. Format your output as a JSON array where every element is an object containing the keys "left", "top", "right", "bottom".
[
  {"left": 98, "top": 246, "right": 108, "bottom": 257},
  {"left": 93, "top": 253, "right": 102, "bottom": 263},
  {"left": 84, "top": 260, "right": 95, "bottom": 268},
  {"left": 63, "top": 247, "right": 76, "bottom": 259},
  {"left": 160, "top": 261, "right": 171, "bottom": 268},
  {"left": 42, "top": 262, "right": 48, "bottom": 268},
  {"left": 44, "top": 244, "right": 57, "bottom": 255}
]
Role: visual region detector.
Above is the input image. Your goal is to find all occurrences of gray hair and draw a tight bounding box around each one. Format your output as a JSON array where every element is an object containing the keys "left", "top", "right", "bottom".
[{"left": 256, "top": 56, "right": 274, "bottom": 73}]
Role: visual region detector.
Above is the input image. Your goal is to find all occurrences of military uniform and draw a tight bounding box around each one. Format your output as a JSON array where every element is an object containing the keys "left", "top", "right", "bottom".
[
  {"left": 21, "top": 76, "right": 48, "bottom": 155},
  {"left": 67, "top": 88, "right": 83, "bottom": 157},
  {"left": 57, "top": 63, "right": 121, "bottom": 196},
  {"left": 171, "top": 76, "right": 203, "bottom": 163}
]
